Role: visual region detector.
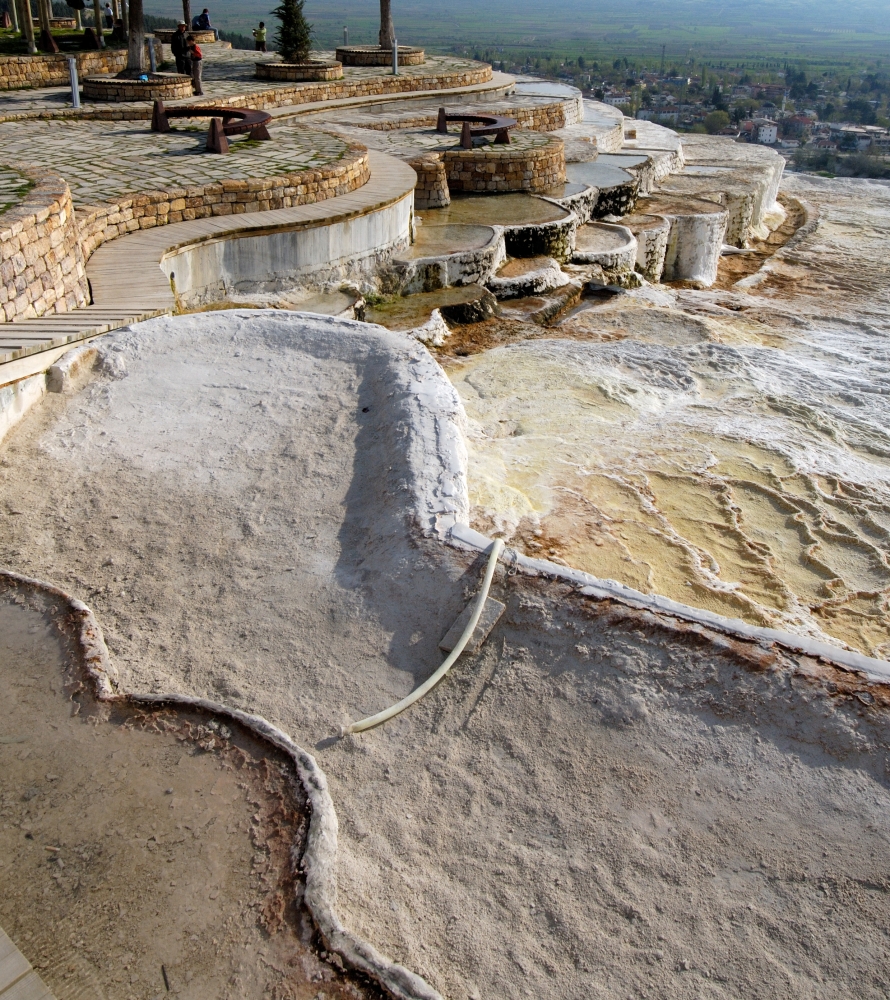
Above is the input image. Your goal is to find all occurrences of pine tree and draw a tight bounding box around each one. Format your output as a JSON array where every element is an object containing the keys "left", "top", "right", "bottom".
[{"left": 272, "top": 0, "right": 312, "bottom": 63}]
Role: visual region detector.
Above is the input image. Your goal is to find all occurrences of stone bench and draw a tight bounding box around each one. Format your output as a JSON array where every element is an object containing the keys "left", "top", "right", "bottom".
[
  {"left": 435, "top": 109, "right": 518, "bottom": 149},
  {"left": 151, "top": 100, "right": 272, "bottom": 151}
]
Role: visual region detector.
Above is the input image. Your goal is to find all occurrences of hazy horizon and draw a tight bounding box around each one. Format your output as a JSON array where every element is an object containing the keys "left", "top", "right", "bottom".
[{"left": 145, "top": 0, "right": 890, "bottom": 55}]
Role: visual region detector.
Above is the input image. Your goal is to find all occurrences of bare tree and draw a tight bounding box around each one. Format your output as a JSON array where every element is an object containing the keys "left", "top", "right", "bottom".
[
  {"left": 91, "top": 0, "right": 104, "bottom": 47},
  {"left": 378, "top": 0, "right": 394, "bottom": 49},
  {"left": 125, "top": 0, "right": 145, "bottom": 73}
]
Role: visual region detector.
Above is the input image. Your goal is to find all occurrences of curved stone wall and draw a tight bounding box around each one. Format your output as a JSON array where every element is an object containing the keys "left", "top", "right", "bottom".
[
  {"left": 83, "top": 74, "right": 194, "bottom": 103},
  {"left": 336, "top": 45, "right": 425, "bottom": 66},
  {"left": 77, "top": 144, "right": 370, "bottom": 260},
  {"left": 255, "top": 61, "right": 343, "bottom": 82},
  {"left": 444, "top": 135, "right": 565, "bottom": 195},
  {"left": 153, "top": 28, "right": 216, "bottom": 44},
  {"left": 160, "top": 190, "right": 413, "bottom": 307},
  {"left": 409, "top": 154, "right": 450, "bottom": 209},
  {"left": 0, "top": 64, "right": 492, "bottom": 125},
  {"left": 0, "top": 43, "right": 162, "bottom": 91},
  {"left": 354, "top": 98, "right": 582, "bottom": 134},
  {"left": 0, "top": 167, "right": 88, "bottom": 324}
]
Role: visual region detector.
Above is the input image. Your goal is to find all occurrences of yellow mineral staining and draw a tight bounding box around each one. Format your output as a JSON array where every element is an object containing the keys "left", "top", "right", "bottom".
[{"left": 452, "top": 338, "right": 890, "bottom": 657}]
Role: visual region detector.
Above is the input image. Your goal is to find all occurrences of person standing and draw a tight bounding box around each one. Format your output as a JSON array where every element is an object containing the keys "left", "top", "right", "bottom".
[
  {"left": 103, "top": 2, "right": 113, "bottom": 27},
  {"left": 187, "top": 34, "right": 203, "bottom": 95},
  {"left": 252, "top": 21, "right": 266, "bottom": 52},
  {"left": 171, "top": 20, "right": 189, "bottom": 74}
]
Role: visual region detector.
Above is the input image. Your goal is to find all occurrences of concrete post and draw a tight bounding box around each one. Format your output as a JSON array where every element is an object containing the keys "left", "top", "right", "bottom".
[
  {"left": 68, "top": 55, "right": 81, "bottom": 108},
  {"left": 392, "top": 37, "right": 398, "bottom": 75},
  {"left": 74, "top": 7, "right": 81, "bottom": 28},
  {"left": 343, "top": 25, "right": 347, "bottom": 44}
]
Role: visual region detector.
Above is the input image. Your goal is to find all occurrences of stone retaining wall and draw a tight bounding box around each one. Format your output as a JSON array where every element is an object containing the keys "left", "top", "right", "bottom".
[
  {"left": 353, "top": 98, "right": 579, "bottom": 134},
  {"left": 336, "top": 46, "right": 425, "bottom": 66},
  {"left": 0, "top": 167, "right": 89, "bottom": 323},
  {"left": 444, "top": 136, "right": 565, "bottom": 194},
  {"left": 408, "top": 154, "right": 450, "bottom": 209},
  {"left": 83, "top": 73, "right": 193, "bottom": 102},
  {"left": 0, "top": 42, "right": 162, "bottom": 91},
  {"left": 154, "top": 28, "right": 215, "bottom": 44},
  {"left": 76, "top": 144, "right": 370, "bottom": 259},
  {"left": 255, "top": 61, "right": 343, "bottom": 82},
  {"left": 0, "top": 64, "right": 492, "bottom": 122}
]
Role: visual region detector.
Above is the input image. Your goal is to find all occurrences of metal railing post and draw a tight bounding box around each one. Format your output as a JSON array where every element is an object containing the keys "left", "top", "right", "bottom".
[
  {"left": 148, "top": 37, "right": 157, "bottom": 72},
  {"left": 68, "top": 56, "right": 81, "bottom": 109},
  {"left": 343, "top": 25, "right": 347, "bottom": 45},
  {"left": 392, "top": 38, "right": 398, "bottom": 75}
]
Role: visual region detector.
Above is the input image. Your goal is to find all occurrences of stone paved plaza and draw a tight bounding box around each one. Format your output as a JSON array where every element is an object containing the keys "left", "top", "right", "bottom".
[
  {"left": 321, "top": 121, "right": 556, "bottom": 159},
  {"left": 0, "top": 119, "right": 350, "bottom": 207},
  {"left": 0, "top": 47, "right": 486, "bottom": 117}
]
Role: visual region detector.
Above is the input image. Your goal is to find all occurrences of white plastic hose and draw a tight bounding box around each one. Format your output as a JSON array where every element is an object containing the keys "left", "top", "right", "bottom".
[{"left": 342, "top": 538, "right": 505, "bottom": 735}]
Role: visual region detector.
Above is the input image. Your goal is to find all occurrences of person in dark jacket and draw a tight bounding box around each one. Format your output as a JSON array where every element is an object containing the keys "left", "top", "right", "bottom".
[
  {"left": 171, "top": 21, "right": 189, "bottom": 74},
  {"left": 192, "top": 8, "right": 217, "bottom": 39}
]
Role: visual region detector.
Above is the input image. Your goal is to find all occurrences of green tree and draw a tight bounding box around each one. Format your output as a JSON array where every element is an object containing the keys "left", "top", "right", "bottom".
[
  {"left": 272, "top": 0, "right": 312, "bottom": 63},
  {"left": 704, "top": 110, "right": 730, "bottom": 133}
]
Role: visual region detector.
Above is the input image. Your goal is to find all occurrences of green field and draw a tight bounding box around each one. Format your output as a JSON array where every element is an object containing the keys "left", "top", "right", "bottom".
[{"left": 144, "top": 0, "right": 890, "bottom": 66}]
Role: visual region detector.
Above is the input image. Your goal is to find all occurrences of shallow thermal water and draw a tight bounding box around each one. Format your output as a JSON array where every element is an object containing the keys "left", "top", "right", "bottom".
[
  {"left": 418, "top": 193, "right": 568, "bottom": 227},
  {"left": 448, "top": 176, "right": 890, "bottom": 658}
]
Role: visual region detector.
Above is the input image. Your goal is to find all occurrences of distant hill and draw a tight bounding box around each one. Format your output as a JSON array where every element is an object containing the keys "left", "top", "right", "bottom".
[{"left": 146, "top": 0, "right": 890, "bottom": 57}]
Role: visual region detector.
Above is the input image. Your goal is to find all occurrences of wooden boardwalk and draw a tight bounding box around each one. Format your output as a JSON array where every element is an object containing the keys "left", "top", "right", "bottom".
[
  {"left": 0, "top": 927, "right": 56, "bottom": 1000},
  {"left": 0, "top": 150, "right": 415, "bottom": 386}
]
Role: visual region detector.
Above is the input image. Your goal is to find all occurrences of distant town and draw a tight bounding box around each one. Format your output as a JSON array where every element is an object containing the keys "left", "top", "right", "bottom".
[{"left": 477, "top": 51, "right": 890, "bottom": 177}]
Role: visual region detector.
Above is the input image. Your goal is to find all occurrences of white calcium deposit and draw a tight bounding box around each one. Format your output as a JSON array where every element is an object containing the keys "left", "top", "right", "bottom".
[{"left": 450, "top": 175, "right": 890, "bottom": 658}]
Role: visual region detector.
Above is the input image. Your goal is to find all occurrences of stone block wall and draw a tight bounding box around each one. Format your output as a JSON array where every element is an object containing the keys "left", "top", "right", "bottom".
[
  {"left": 154, "top": 28, "right": 215, "bottom": 44},
  {"left": 0, "top": 65, "right": 493, "bottom": 123},
  {"left": 256, "top": 61, "right": 343, "bottom": 82},
  {"left": 83, "top": 74, "right": 193, "bottom": 102},
  {"left": 0, "top": 168, "right": 89, "bottom": 323},
  {"left": 76, "top": 144, "right": 370, "bottom": 259},
  {"left": 336, "top": 46, "right": 425, "bottom": 66},
  {"left": 0, "top": 42, "right": 163, "bottom": 91},
  {"left": 354, "top": 97, "right": 581, "bottom": 134},
  {"left": 408, "top": 154, "right": 450, "bottom": 209},
  {"left": 444, "top": 137, "right": 565, "bottom": 194}
]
